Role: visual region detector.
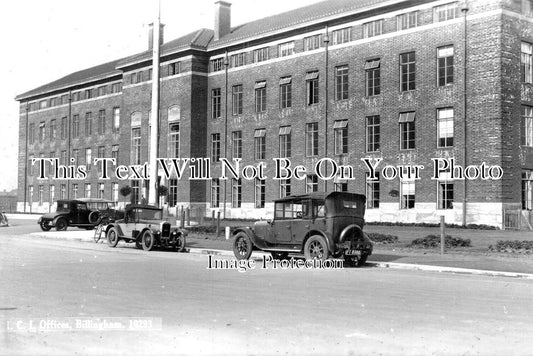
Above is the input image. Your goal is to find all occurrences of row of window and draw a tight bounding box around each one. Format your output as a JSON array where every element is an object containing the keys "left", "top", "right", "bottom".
[
  {"left": 129, "top": 61, "right": 181, "bottom": 85},
  {"left": 211, "top": 46, "right": 454, "bottom": 117},
  {"left": 27, "top": 182, "right": 120, "bottom": 205},
  {"left": 210, "top": 3, "right": 459, "bottom": 71},
  {"left": 28, "top": 108, "right": 120, "bottom": 144}
]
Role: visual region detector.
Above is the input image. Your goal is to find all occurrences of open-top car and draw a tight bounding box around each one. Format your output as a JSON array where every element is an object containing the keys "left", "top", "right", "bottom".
[
  {"left": 38, "top": 198, "right": 123, "bottom": 231},
  {"left": 105, "top": 204, "right": 187, "bottom": 252},
  {"left": 232, "top": 192, "right": 373, "bottom": 266}
]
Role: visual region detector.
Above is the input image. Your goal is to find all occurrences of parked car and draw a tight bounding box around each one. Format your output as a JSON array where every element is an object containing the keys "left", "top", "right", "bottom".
[
  {"left": 105, "top": 204, "right": 187, "bottom": 252},
  {"left": 38, "top": 198, "right": 123, "bottom": 231},
  {"left": 232, "top": 192, "right": 373, "bottom": 266}
]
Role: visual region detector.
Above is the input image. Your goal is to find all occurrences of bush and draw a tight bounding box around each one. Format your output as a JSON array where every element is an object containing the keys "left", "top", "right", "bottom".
[
  {"left": 409, "top": 235, "right": 471, "bottom": 248},
  {"left": 488, "top": 240, "right": 533, "bottom": 254},
  {"left": 365, "top": 221, "right": 497, "bottom": 230},
  {"left": 367, "top": 232, "right": 399, "bottom": 244},
  {"left": 187, "top": 225, "right": 236, "bottom": 235}
]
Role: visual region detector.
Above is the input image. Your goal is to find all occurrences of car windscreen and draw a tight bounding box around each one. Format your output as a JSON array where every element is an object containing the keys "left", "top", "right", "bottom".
[
  {"left": 136, "top": 209, "right": 162, "bottom": 220},
  {"left": 56, "top": 202, "right": 69, "bottom": 211}
]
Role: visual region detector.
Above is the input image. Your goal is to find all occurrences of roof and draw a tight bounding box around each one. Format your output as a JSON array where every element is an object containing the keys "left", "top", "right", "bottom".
[{"left": 275, "top": 191, "right": 366, "bottom": 203}]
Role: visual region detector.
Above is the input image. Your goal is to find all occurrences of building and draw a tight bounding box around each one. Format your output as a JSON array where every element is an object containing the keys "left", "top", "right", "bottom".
[
  {"left": 15, "top": 0, "right": 533, "bottom": 228},
  {"left": 0, "top": 189, "right": 17, "bottom": 213}
]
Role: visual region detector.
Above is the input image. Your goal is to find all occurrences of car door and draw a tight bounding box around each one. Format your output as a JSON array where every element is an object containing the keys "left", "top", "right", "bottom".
[
  {"left": 76, "top": 202, "right": 90, "bottom": 225},
  {"left": 270, "top": 202, "right": 291, "bottom": 243},
  {"left": 292, "top": 200, "right": 312, "bottom": 244}
]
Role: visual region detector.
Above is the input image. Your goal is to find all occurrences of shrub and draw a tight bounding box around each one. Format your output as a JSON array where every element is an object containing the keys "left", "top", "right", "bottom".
[
  {"left": 409, "top": 234, "right": 471, "bottom": 248},
  {"left": 488, "top": 240, "right": 533, "bottom": 254},
  {"left": 187, "top": 225, "right": 236, "bottom": 235},
  {"left": 367, "top": 232, "right": 399, "bottom": 244}
]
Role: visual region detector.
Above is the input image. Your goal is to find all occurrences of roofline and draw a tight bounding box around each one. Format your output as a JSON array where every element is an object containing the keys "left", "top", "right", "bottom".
[{"left": 208, "top": 0, "right": 406, "bottom": 50}]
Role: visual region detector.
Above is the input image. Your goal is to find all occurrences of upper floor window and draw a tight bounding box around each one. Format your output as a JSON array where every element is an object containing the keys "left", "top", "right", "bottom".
[
  {"left": 306, "top": 71, "right": 319, "bottom": 105},
  {"left": 523, "top": 0, "right": 533, "bottom": 16},
  {"left": 232, "top": 85, "right": 243, "bottom": 115},
  {"left": 212, "top": 88, "right": 221, "bottom": 119},
  {"left": 366, "top": 115, "right": 380, "bottom": 152},
  {"left": 437, "top": 108, "right": 454, "bottom": 148},
  {"left": 278, "top": 41, "right": 294, "bottom": 57},
  {"left": 437, "top": 45, "right": 454, "bottom": 86},
  {"left": 279, "top": 126, "right": 291, "bottom": 158},
  {"left": 230, "top": 53, "right": 246, "bottom": 68},
  {"left": 50, "top": 119, "right": 57, "bottom": 140},
  {"left": 335, "top": 65, "right": 349, "bottom": 101},
  {"left": 168, "top": 61, "right": 181, "bottom": 76},
  {"left": 397, "top": 11, "right": 418, "bottom": 30},
  {"left": 304, "top": 35, "right": 321, "bottom": 51},
  {"left": 111, "top": 83, "right": 122, "bottom": 93},
  {"left": 255, "top": 81, "right": 267, "bottom": 113},
  {"left": 521, "top": 42, "right": 533, "bottom": 83},
  {"left": 97, "top": 86, "right": 106, "bottom": 96},
  {"left": 363, "top": 20, "right": 383, "bottom": 38},
  {"left": 232, "top": 131, "right": 242, "bottom": 159},
  {"left": 522, "top": 105, "right": 533, "bottom": 147},
  {"left": 365, "top": 59, "right": 381, "bottom": 96},
  {"left": 399, "top": 112, "right": 416, "bottom": 150},
  {"left": 332, "top": 28, "right": 351, "bottom": 45},
  {"left": 113, "top": 107, "right": 120, "bottom": 133},
  {"left": 253, "top": 47, "right": 269, "bottom": 63},
  {"left": 39, "top": 100, "right": 48, "bottom": 109},
  {"left": 433, "top": 2, "right": 458, "bottom": 22},
  {"left": 98, "top": 109, "right": 106, "bottom": 135},
  {"left": 211, "top": 133, "right": 221, "bottom": 162},
  {"left": 169, "top": 123, "right": 180, "bottom": 158},
  {"left": 279, "top": 77, "right": 292, "bottom": 109},
  {"left": 85, "top": 89, "right": 93, "bottom": 99},
  {"left": 254, "top": 129, "right": 266, "bottom": 160},
  {"left": 334, "top": 120, "right": 348, "bottom": 155},
  {"left": 211, "top": 58, "right": 224, "bottom": 72},
  {"left": 306, "top": 122, "right": 319, "bottom": 157},
  {"left": 400, "top": 52, "right": 416, "bottom": 91},
  {"left": 39, "top": 122, "right": 46, "bottom": 142}
]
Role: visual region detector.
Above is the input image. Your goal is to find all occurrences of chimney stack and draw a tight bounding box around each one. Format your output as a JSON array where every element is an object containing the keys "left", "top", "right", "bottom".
[
  {"left": 148, "top": 23, "right": 165, "bottom": 50},
  {"left": 214, "top": 1, "right": 231, "bottom": 41}
]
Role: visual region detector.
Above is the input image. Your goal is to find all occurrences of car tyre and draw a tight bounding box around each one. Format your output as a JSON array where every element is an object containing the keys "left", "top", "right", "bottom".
[
  {"left": 39, "top": 221, "right": 51, "bottom": 231},
  {"left": 106, "top": 227, "right": 119, "bottom": 247},
  {"left": 55, "top": 218, "right": 68, "bottom": 231},
  {"left": 304, "top": 235, "right": 329, "bottom": 261},
  {"left": 233, "top": 232, "right": 253, "bottom": 260},
  {"left": 175, "top": 234, "right": 186, "bottom": 252},
  {"left": 88, "top": 211, "right": 101, "bottom": 225},
  {"left": 142, "top": 230, "right": 155, "bottom": 251}
]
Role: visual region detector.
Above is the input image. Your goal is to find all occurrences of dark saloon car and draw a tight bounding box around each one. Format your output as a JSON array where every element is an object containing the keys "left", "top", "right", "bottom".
[
  {"left": 105, "top": 204, "right": 187, "bottom": 252},
  {"left": 232, "top": 192, "right": 373, "bottom": 266},
  {"left": 38, "top": 198, "right": 123, "bottom": 231}
]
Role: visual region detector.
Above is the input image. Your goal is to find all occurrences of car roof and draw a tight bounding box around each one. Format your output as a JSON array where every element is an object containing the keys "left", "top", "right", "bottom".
[
  {"left": 125, "top": 204, "right": 162, "bottom": 211},
  {"left": 274, "top": 191, "right": 366, "bottom": 203},
  {"left": 57, "top": 198, "right": 113, "bottom": 204}
]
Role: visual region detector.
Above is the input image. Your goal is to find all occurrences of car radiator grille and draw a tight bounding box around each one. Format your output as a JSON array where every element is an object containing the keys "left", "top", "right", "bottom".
[{"left": 162, "top": 223, "right": 171, "bottom": 238}]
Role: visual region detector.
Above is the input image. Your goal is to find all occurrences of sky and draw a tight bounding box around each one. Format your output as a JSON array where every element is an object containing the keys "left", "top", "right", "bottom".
[{"left": 0, "top": 0, "right": 323, "bottom": 192}]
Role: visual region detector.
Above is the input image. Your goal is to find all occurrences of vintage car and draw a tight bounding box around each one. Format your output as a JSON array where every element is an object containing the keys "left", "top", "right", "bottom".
[
  {"left": 232, "top": 192, "right": 373, "bottom": 266},
  {"left": 38, "top": 198, "right": 123, "bottom": 231},
  {"left": 105, "top": 204, "right": 187, "bottom": 252}
]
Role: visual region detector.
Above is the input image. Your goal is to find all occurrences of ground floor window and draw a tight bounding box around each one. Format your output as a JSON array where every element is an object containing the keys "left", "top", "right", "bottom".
[
  {"left": 211, "top": 179, "right": 220, "bottom": 208},
  {"left": 334, "top": 182, "right": 348, "bottom": 192},
  {"left": 131, "top": 181, "right": 140, "bottom": 203},
  {"left": 112, "top": 183, "right": 119, "bottom": 203},
  {"left": 232, "top": 179, "right": 242, "bottom": 208},
  {"left": 168, "top": 179, "right": 178, "bottom": 207},
  {"left": 366, "top": 173, "right": 380, "bottom": 208},
  {"left": 306, "top": 175, "right": 318, "bottom": 193},
  {"left": 523, "top": 170, "right": 533, "bottom": 210},
  {"left": 400, "top": 180, "right": 415, "bottom": 209},
  {"left": 255, "top": 179, "right": 265, "bottom": 208},
  {"left": 38, "top": 185, "right": 44, "bottom": 206},
  {"left": 280, "top": 179, "right": 291, "bottom": 198},
  {"left": 60, "top": 184, "right": 66, "bottom": 199},
  {"left": 85, "top": 184, "right": 91, "bottom": 198},
  {"left": 98, "top": 183, "right": 105, "bottom": 199},
  {"left": 73, "top": 184, "right": 78, "bottom": 199},
  {"left": 438, "top": 181, "right": 454, "bottom": 209}
]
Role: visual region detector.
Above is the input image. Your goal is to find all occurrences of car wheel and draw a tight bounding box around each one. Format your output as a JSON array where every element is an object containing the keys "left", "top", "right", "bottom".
[
  {"left": 88, "top": 211, "right": 101, "bottom": 225},
  {"left": 106, "top": 227, "right": 119, "bottom": 247},
  {"left": 271, "top": 252, "right": 289, "bottom": 260},
  {"left": 233, "top": 232, "right": 253, "bottom": 260},
  {"left": 304, "top": 235, "right": 329, "bottom": 261},
  {"left": 55, "top": 218, "right": 68, "bottom": 231},
  {"left": 39, "top": 221, "right": 51, "bottom": 231},
  {"left": 142, "top": 230, "right": 155, "bottom": 251},
  {"left": 175, "top": 234, "right": 186, "bottom": 252}
]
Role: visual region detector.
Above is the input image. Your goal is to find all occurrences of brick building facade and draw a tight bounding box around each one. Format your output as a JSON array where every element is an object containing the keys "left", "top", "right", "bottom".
[{"left": 15, "top": 0, "right": 533, "bottom": 228}]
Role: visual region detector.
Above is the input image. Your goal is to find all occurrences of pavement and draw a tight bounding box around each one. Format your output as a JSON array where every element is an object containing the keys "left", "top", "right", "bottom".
[{"left": 24, "top": 226, "right": 533, "bottom": 279}]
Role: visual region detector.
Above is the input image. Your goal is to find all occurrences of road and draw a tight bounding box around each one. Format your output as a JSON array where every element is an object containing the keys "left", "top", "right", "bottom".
[{"left": 1, "top": 232, "right": 532, "bottom": 355}]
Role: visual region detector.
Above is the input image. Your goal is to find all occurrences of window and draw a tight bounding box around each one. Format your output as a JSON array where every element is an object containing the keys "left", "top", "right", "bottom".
[
  {"left": 211, "top": 179, "right": 220, "bottom": 208},
  {"left": 60, "top": 184, "right": 66, "bottom": 199},
  {"left": 29, "top": 123, "right": 35, "bottom": 144},
  {"left": 521, "top": 42, "right": 533, "bottom": 84},
  {"left": 254, "top": 129, "right": 266, "bottom": 160},
  {"left": 72, "top": 92, "right": 80, "bottom": 102},
  {"left": 113, "top": 107, "right": 120, "bottom": 133},
  {"left": 438, "top": 45, "right": 454, "bottom": 86},
  {"left": 38, "top": 185, "right": 44, "bottom": 206},
  {"left": 399, "top": 112, "right": 416, "bottom": 150},
  {"left": 85, "top": 184, "right": 91, "bottom": 198},
  {"left": 71, "top": 149, "right": 79, "bottom": 166},
  {"left": 400, "top": 180, "right": 415, "bottom": 209},
  {"left": 255, "top": 179, "right": 266, "bottom": 208},
  {"left": 231, "top": 179, "right": 242, "bottom": 208},
  {"left": 279, "top": 77, "right": 292, "bottom": 109},
  {"left": 522, "top": 106, "right": 533, "bottom": 146},
  {"left": 211, "top": 133, "right": 221, "bottom": 161},
  {"left": 363, "top": 20, "right": 383, "bottom": 38},
  {"left": 335, "top": 182, "right": 348, "bottom": 192},
  {"left": 60, "top": 94, "right": 69, "bottom": 105},
  {"left": 212, "top": 88, "right": 221, "bottom": 119},
  {"left": 97, "top": 86, "right": 106, "bottom": 96},
  {"left": 304, "top": 35, "right": 321, "bottom": 51},
  {"left": 255, "top": 81, "right": 267, "bottom": 113},
  {"left": 397, "top": 11, "right": 418, "bottom": 30},
  {"left": 50, "top": 97, "right": 58, "bottom": 107},
  {"left": 28, "top": 155, "right": 34, "bottom": 176},
  {"left": 232, "top": 85, "right": 243, "bottom": 115},
  {"left": 366, "top": 115, "right": 380, "bottom": 152},
  {"left": 50, "top": 119, "right": 57, "bottom": 140},
  {"left": 60, "top": 150, "right": 67, "bottom": 166},
  {"left": 366, "top": 173, "right": 380, "bottom": 208},
  {"left": 211, "top": 58, "right": 224, "bottom": 72},
  {"left": 85, "top": 148, "right": 92, "bottom": 171},
  {"left": 438, "top": 180, "right": 454, "bottom": 210},
  {"left": 278, "top": 41, "right": 294, "bottom": 57},
  {"left": 168, "top": 179, "right": 178, "bottom": 207},
  {"left": 230, "top": 53, "right": 246, "bottom": 68},
  {"left": 522, "top": 170, "right": 533, "bottom": 210},
  {"left": 306, "top": 71, "right": 319, "bottom": 105},
  {"left": 130, "top": 71, "right": 142, "bottom": 84},
  {"left": 437, "top": 108, "right": 454, "bottom": 148},
  {"left": 306, "top": 175, "right": 318, "bottom": 193},
  {"left": 253, "top": 47, "right": 268, "bottom": 63},
  {"left": 131, "top": 181, "right": 140, "bottom": 204},
  {"left": 73, "top": 184, "right": 78, "bottom": 199},
  {"left": 433, "top": 2, "right": 458, "bottom": 22},
  {"left": 232, "top": 131, "right": 242, "bottom": 159},
  {"left": 39, "top": 100, "right": 48, "bottom": 109},
  {"left": 332, "top": 28, "right": 351, "bottom": 45},
  {"left": 365, "top": 59, "right": 381, "bottom": 96},
  {"left": 85, "top": 112, "right": 92, "bottom": 136},
  {"left": 60, "top": 117, "right": 67, "bottom": 139},
  {"left": 169, "top": 123, "right": 180, "bottom": 157},
  {"left": 335, "top": 65, "right": 349, "bottom": 101},
  {"left": 131, "top": 128, "right": 141, "bottom": 165},
  {"left": 98, "top": 109, "right": 106, "bottom": 135},
  {"left": 111, "top": 83, "right": 122, "bottom": 93},
  {"left": 306, "top": 122, "right": 319, "bottom": 157},
  {"left": 280, "top": 179, "right": 291, "bottom": 198},
  {"left": 97, "top": 146, "right": 105, "bottom": 175},
  {"left": 112, "top": 183, "right": 119, "bottom": 203},
  {"left": 98, "top": 183, "right": 105, "bottom": 199},
  {"left": 168, "top": 61, "right": 181, "bottom": 76},
  {"left": 334, "top": 120, "right": 348, "bottom": 155},
  {"left": 279, "top": 126, "right": 291, "bottom": 158},
  {"left": 111, "top": 145, "right": 119, "bottom": 162},
  {"left": 400, "top": 52, "right": 416, "bottom": 91},
  {"left": 28, "top": 185, "right": 33, "bottom": 204},
  {"left": 147, "top": 69, "right": 152, "bottom": 81},
  {"left": 85, "top": 89, "right": 93, "bottom": 100},
  {"left": 72, "top": 115, "right": 79, "bottom": 138},
  {"left": 523, "top": 0, "right": 533, "bottom": 16},
  {"left": 39, "top": 122, "right": 46, "bottom": 142}
]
